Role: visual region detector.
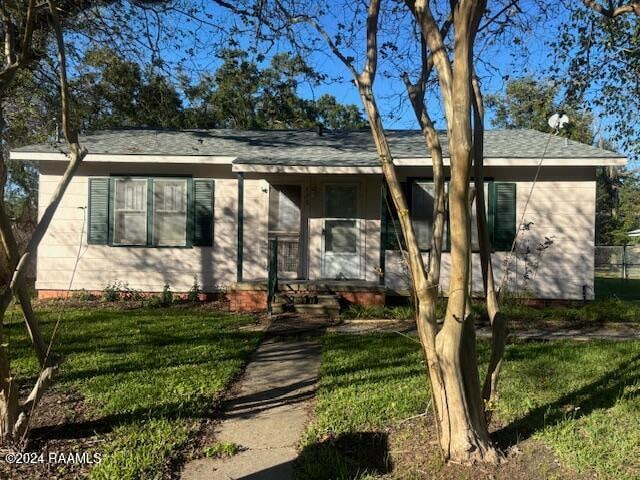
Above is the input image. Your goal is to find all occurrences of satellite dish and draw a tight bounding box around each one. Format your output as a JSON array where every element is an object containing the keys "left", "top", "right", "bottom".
[{"left": 548, "top": 112, "right": 570, "bottom": 132}]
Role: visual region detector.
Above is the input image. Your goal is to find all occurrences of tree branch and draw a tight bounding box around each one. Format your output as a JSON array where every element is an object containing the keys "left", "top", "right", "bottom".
[
  {"left": 582, "top": 0, "right": 640, "bottom": 17},
  {"left": 9, "top": 0, "right": 88, "bottom": 293}
]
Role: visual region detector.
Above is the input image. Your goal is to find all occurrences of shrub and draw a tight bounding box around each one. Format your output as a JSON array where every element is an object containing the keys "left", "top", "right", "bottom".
[
  {"left": 160, "top": 282, "right": 173, "bottom": 306},
  {"left": 72, "top": 289, "right": 94, "bottom": 301},
  {"left": 121, "top": 284, "right": 144, "bottom": 301},
  {"left": 188, "top": 276, "right": 201, "bottom": 303},
  {"left": 145, "top": 295, "right": 163, "bottom": 308},
  {"left": 102, "top": 282, "right": 121, "bottom": 302}
]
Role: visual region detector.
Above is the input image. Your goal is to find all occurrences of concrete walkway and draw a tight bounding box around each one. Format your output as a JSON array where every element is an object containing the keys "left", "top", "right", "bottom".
[
  {"left": 329, "top": 319, "right": 640, "bottom": 340},
  {"left": 181, "top": 334, "right": 322, "bottom": 480}
]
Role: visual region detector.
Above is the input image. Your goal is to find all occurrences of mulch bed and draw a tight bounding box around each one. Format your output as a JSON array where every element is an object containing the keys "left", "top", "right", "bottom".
[
  {"left": 0, "top": 389, "right": 107, "bottom": 480},
  {"left": 381, "top": 415, "right": 590, "bottom": 480}
]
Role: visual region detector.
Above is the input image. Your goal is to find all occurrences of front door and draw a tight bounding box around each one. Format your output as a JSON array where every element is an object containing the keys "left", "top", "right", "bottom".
[
  {"left": 268, "top": 184, "right": 303, "bottom": 279},
  {"left": 322, "top": 184, "right": 361, "bottom": 279}
]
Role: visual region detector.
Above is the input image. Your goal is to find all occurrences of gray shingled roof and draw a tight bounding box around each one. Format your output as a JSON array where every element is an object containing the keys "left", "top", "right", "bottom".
[{"left": 12, "top": 128, "right": 624, "bottom": 165}]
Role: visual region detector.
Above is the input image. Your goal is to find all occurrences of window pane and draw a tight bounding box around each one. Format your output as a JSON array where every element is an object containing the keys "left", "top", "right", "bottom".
[
  {"left": 326, "top": 185, "right": 357, "bottom": 218},
  {"left": 113, "top": 179, "right": 147, "bottom": 245},
  {"left": 412, "top": 182, "right": 435, "bottom": 249},
  {"left": 269, "top": 185, "right": 301, "bottom": 232},
  {"left": 325, "top": 219, "right": 358, "bottom": 253},
  {"left": 153, "top": 179, "right": 187, "bottom": 246}
]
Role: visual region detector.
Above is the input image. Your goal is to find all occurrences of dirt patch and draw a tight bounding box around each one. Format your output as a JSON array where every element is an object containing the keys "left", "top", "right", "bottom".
[
  {"left": 331, "top": 318, "right": 640, "bottom": 340},
  {"left": 0, "top": 389, "right": 108, "bottom": 480},
  {"left": 384, "top": 415, "right": 590, "bottom": 480}
]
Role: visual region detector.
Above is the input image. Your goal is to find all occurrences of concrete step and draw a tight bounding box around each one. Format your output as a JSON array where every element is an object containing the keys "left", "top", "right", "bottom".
[
  {"left": 275, "top": 293, "right": 340, "bottom": 306},
  {"left": 293, "top": 303, "right": 340, "bottom": 317}
]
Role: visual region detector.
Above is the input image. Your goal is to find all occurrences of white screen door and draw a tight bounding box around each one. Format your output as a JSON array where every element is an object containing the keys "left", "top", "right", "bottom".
[
  {"left": 322, "top": 184, "right": 361, "bottom": 279},
  {"left": 268, "top": 185, "right": 302, "bottom": 278}
]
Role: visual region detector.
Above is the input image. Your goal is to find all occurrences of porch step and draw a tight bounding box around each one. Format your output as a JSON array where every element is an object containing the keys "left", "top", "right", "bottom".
[
  {"left": 293, "top": 303, "right": 340, "bottom": 317},
  {"left": 275, "top": 293, "right": 338, "bottom": 305},
  {"left": 271, "top": 292, "right": 341, "bottom": 317}
]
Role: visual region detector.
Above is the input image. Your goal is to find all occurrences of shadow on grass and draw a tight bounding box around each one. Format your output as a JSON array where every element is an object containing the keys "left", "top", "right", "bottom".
[
  {"left": 494, "top": 351, "right": 640, "bottom": 448},
  {"left": 25, "top": 390, "right": 225, "bottom": 450},
  {"left": 294, "top": 432, "right": 392, "bottom": 480},
  {"left": 595, "top": 277, "right": 640, "bottom": 300}
]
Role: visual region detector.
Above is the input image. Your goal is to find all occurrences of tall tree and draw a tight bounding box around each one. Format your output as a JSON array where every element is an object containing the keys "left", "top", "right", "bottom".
[
  {"left": 0, "top": 0, "right": 89, "bottom": 444},
  {"left": 211, "top": 0, "right": 532, "bottom": 462},
  {"left": 72, "top": 47, "right": 183, "bottom": 130},
  {"left": 183, "top": 49, "right": 366, "bottom": 129},
  {"left": 552, "top": 1, "right": 639, "bottom": 161},
  {"left": 486, "top": 77, "right": 594, "bottom": 143}
]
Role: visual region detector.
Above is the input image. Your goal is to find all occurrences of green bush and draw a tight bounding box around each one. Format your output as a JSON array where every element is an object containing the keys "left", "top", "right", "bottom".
[
  {"left": 102, "top": 282, "right": 120, "bottom": 302},
  {"left": 160, "top": 283, "right": 173, "bottom": 306},
  {"left": 72, "top": 289, "right": 94, "bottom": 301},
  {"left": 188, "top": 276, "right": 201, "bottom": 303}
]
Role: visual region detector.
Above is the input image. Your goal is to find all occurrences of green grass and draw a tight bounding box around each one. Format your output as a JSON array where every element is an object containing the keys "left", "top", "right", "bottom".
[
  {"left": 203, "top": 441, "right": 241, "bottom": 458},
  {"left": 344, "top": 297, "right": 640, "bottom": 325},
  {"left": 595, "top": 276, "right": 640, "bottom": 300},
  {"left": 6, "top": 307, "right": 262, "bottom": 480},
  {"left": 297, "top": 333, "right": 640, "bottom": 479},
  {"left": 341, "top": 304, "right": 419, "bottom": 321}
]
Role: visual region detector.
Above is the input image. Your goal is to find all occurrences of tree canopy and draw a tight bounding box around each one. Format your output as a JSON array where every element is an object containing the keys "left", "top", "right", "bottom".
[
  {"left": 551, "top": 2, "right": 639, "bottom": 162},
  {"left": 486, "top": 77, "right": 593, "bottom": 143},
  {"left": 2, "top": 47, "right": 367, "bottom": 221}
]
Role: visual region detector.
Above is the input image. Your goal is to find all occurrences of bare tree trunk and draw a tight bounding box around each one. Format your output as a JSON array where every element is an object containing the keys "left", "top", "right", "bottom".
[
  {"left": 278, "top": 0, "right": 500, "bottom": 463},
  {"left": 0, "top": 0, "right": 87, "bottom": 444},
  {"left": 471, "top": 77, "right": 507, "bottom": 409}
]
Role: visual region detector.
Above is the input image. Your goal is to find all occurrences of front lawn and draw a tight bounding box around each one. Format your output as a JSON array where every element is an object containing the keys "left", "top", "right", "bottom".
[
  {"left": 297, "top": 333, "right": 640, "bottom": 479},
  {"left": 3, "top": 306, "right": 262, "bottom": 479},
  {"left": 595, "top": 276, "right": 640, "bottom": 300},
  {"left": 344, "top": 297, "right": 640, "bottom": 326}
]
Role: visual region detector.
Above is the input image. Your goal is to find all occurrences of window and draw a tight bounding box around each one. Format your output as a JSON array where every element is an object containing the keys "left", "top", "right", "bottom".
[
  {"left": 153, "top": 179, "right": 187, "bottom": 246},
  {"left": 381, "top": 180, "right": 516, "bottom": 253},
  {"left": 113, "top": 179, "right": 147, "bottom": 245},
  {"left": 412, "top": 181, "right": 436, "bottom": 250},
  {"left": 87, "top": 177, "right": 215, "bottom": 247}
]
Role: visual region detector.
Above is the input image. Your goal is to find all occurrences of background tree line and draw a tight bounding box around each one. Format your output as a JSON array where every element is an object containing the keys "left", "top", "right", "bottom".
[
  {"left": 2, "top": 46, "right": 367, "bottom": 253},
  {"left": 487, "top": 76, "right": 640, "bottom": 246}
]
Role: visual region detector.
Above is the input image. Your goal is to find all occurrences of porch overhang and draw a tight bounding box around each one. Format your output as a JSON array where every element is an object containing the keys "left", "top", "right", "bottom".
[
  {"left": 231, "top": 163, "right": 382, "bottom": 174},
  {"left": 231, "top": 156, "right": 627, "bottom": 174}
]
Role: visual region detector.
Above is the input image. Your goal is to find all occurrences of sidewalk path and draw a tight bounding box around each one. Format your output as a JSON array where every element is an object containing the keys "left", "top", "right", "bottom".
[
  {"left": 329, "top": 319, "right": 640, "bottom": 341},
  {"left": 181, "top": 320, "right": 323, "bottom": 480}
]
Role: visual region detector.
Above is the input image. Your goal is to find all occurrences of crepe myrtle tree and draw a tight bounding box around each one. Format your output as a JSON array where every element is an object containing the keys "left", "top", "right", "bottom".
[
  {"left": 209, "top": 0, "right": 534, "bottom": 462},
  {"left": 0, "top": 0, "right": 88, "bottom": 444}
]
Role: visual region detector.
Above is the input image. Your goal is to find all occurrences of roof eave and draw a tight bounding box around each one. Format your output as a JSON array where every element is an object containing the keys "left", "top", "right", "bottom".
[{"left": 9, "top": 151, "right": 237, "bottom": 164}]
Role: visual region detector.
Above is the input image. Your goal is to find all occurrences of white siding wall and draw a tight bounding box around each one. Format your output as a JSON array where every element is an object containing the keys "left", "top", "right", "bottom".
[
  {"left": 385, "top": 175, "right": 597, "bottom": 300},
  {"left": 36, "top": 163, "right": 239, "bottom": 292},
  {"left": 242, "top": 174, "right": 382, "bottom": 282},
  {"left": 241, "top": 179, "right": 269, "bottom": 280},
  {"left": 36, "top": 161, "right": 596, "bottom": 300}
]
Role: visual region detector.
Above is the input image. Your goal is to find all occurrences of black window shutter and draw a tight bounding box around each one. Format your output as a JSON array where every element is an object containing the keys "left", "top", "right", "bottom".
[
  {"left": 489, "top": 182, "right": 516, "bottom": 251},
  {"left": 193, "top": 179, "right": 214, "bottom": 246},
  {"left": 87, "top": 178, "right": 110, "bottom": 245}
]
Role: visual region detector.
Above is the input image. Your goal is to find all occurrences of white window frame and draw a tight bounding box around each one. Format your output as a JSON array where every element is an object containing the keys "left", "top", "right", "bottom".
[
  {"left": 112, "top": 178, "right": 148, "bottom": 246},
  {"left": 152, "top": 178, "right": 188, "bottom": 247}
]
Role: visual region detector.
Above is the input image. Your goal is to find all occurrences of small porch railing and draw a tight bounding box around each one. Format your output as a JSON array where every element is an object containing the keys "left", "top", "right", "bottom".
[{"left": 267, "top": 238, "right": 278, "bottom": 315}]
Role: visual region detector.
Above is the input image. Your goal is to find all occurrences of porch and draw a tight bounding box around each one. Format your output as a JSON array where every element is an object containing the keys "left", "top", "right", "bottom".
[{"left": 228, "top": 279, "right": 386, "bottom": 313}]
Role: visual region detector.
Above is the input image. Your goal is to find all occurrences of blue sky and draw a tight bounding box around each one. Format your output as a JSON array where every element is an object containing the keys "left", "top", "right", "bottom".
[{"left": 71, "top": 0, "right": 635, "bottom": 160}]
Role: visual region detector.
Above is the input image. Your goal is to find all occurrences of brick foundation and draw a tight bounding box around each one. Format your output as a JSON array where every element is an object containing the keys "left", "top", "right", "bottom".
[
  {"left": 37, "top": 289, "right": 221, "bottom": 303},
  {"left": 38, "top": 289, "right": 93, "bottom": 299},
  {"left": 337, "top": 291, "right": 385, "bottom": 306},
  {"left": 227, "top": 290, "right": 268, "bottom": 312}
]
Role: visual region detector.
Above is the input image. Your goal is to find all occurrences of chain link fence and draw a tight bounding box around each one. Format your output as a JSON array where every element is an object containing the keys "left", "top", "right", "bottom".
[{"left": 595, "top": 245, "right": 640, "bottom": 279}]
